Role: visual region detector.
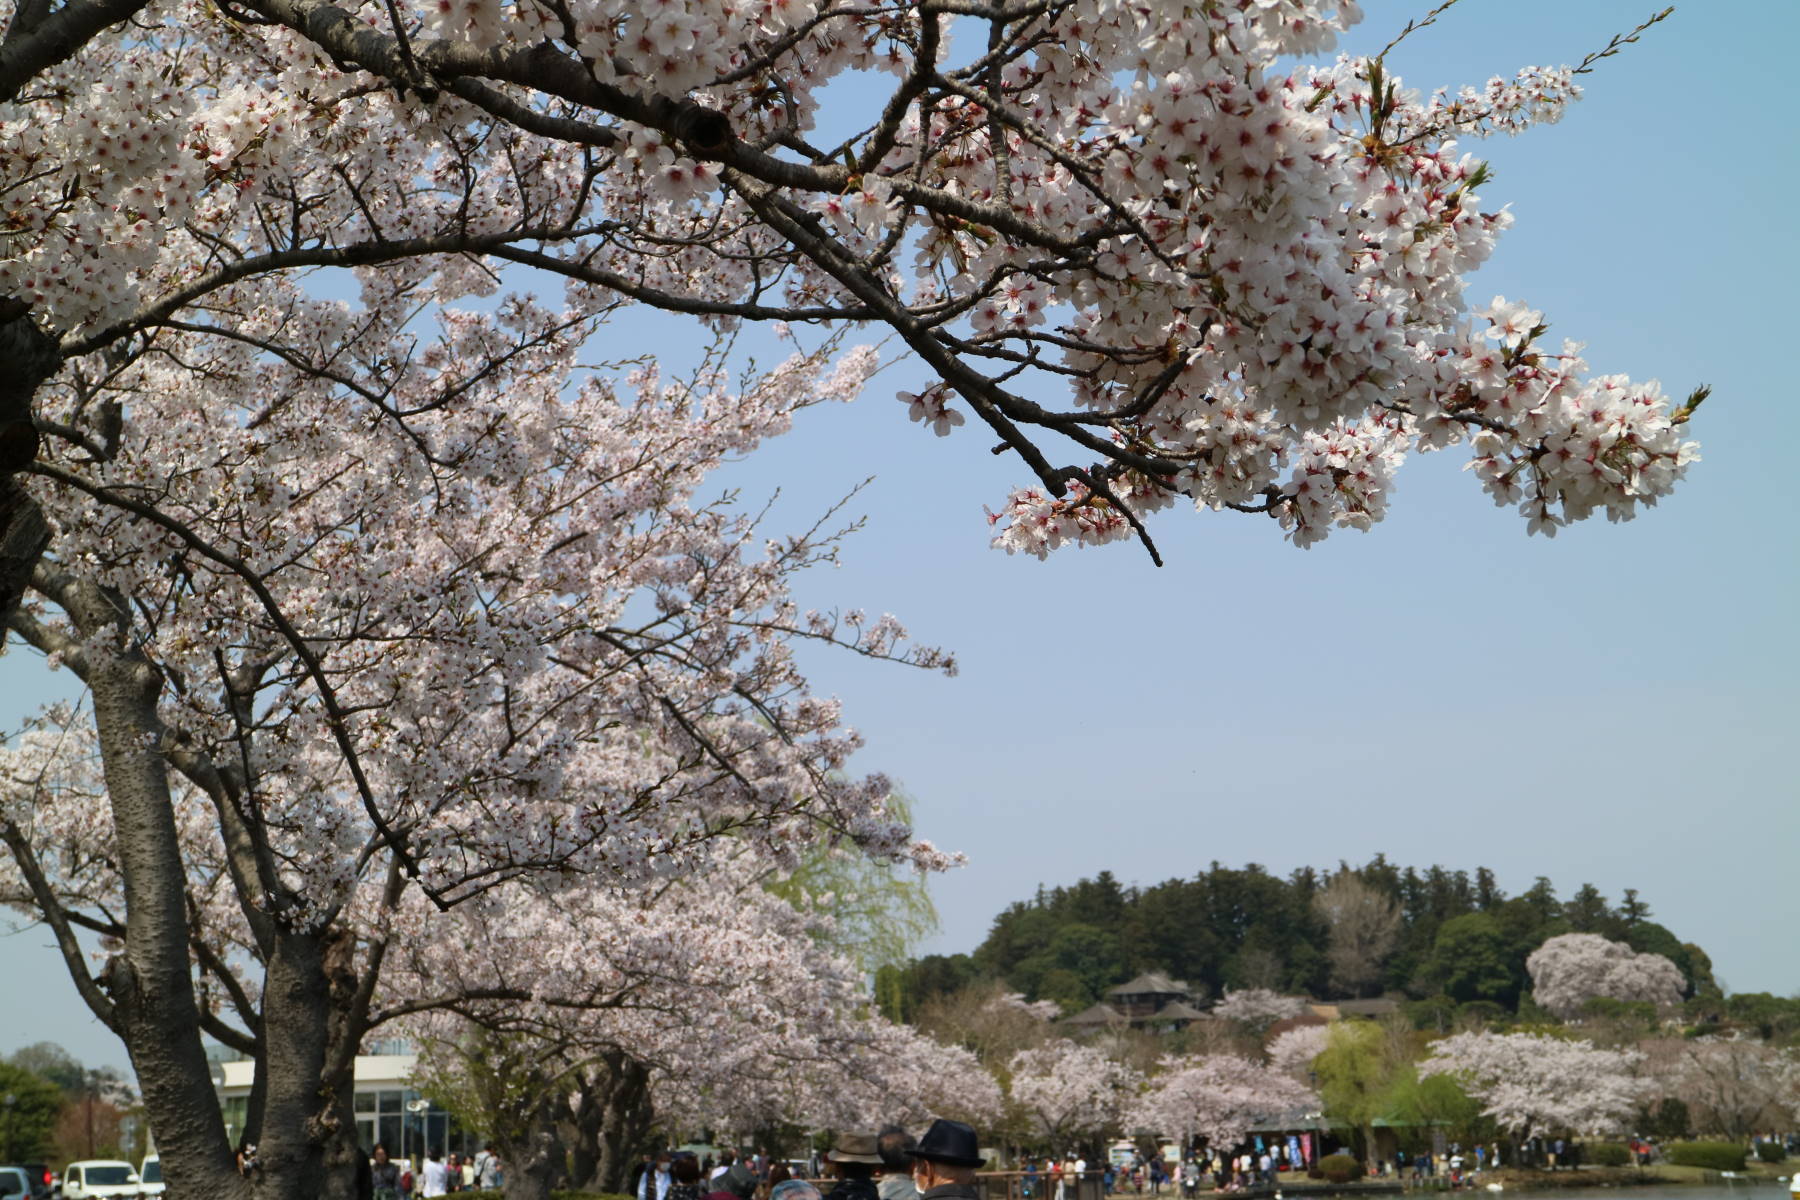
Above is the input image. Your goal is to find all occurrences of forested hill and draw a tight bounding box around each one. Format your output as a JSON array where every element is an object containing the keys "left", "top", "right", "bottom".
[{"left": 876, "top": 858, "right": 1719, "bottom": 1021}]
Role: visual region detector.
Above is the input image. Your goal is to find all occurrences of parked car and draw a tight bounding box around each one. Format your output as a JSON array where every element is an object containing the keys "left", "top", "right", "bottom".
[
  {"left": 59, "top": 1162, "right": 141, "bottom": 1200},
  {"left": 0, "top": 1166, "right": 33, "bottom": 1200},
  {"left": 135, "top": 1158, "right": 162, "bottom": 1199},
  {"left": 0, "top": 1165, "right": 52, "bottom": 1200}
]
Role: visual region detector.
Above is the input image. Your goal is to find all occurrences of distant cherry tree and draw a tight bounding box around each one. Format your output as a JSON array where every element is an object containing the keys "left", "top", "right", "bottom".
[
  {"left": 1008, "top": 1039, "right": 1142, "bottom": 1146},
  {"left": 1419, "top": 1030, "right": 1644, "bottom": 1141},
  {"left": 1215, "top": 988, "right": 1309, "bottom": 1029},
  {"left": 1526, "top": 933, "right": 1685, "bottom": 1020},
  {"left": 1267, "top": 1024, "right": 1333, "bottom": 1080},
  {"left": 1127, "top": 1054, "right": 1316, "bottom": 1147}
]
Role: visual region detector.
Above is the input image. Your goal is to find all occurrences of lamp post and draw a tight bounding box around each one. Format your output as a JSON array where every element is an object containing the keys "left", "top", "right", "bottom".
[
  {"left": 86, "top": 1070, "right": 99, "bottom": 1159},
  {"left": 2, "top": 1091, "right": 16, "bottom": 1162}
]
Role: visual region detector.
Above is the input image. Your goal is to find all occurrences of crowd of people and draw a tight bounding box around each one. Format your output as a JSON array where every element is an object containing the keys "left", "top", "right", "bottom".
[
  {"left": 366, "top": 1141, "right": 502, "bottom": 1198},
  {"left": 631, "top": 1121, "right": 986, "bottom": 1200}
]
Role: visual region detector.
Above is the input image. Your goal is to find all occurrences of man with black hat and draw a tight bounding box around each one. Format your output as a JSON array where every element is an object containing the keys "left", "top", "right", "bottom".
[
  {"left": 822, "top": 1133, "right": 886, "bottom": 1200},
  {"left": 907, "top": 1119, "right": 985, "bottom": 1200}
]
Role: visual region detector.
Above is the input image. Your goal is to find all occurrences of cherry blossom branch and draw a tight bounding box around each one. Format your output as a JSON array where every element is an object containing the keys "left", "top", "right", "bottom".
[
  {"left": 0, "top": 817, "right": 121, "bottom": 1030},
  {"left": 27, "top": 462, "right": 431, "bottom": 901}
]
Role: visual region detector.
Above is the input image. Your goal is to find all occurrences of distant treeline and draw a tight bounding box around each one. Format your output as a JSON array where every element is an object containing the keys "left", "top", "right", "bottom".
[{"left": 876, "top": 858, "right": 1720, "bottom": 1020}]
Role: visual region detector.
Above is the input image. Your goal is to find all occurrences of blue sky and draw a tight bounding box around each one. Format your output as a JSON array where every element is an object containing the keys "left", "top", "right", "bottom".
[{"left": 3, "top": 0, "right": 1796, "bottom": 1072}]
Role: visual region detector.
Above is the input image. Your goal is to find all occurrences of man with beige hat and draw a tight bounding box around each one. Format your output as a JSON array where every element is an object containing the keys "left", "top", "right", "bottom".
[{"left": 822, "top": 1133, "right": 886, "bottom": 1200}]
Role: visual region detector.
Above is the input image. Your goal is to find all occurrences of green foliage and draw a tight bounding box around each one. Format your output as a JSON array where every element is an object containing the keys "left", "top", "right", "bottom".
[
  {"left": 1419, "top": 913, "right": 1518, "bottom": 1008},
  {"left": 875, "top": 954, "right": 984, "bottom": 1022},
  {"left": 1406, "top": 995, "right": 1457, "bottom": 1033},
  {"left": 1722, "top": 992, "right": 1800, "bottom": 1041},
  {"left": 1754, "top": 1141, "right": 1787, "bottom": 1164},
  {"left": 766, "top": 793, "right": 939, "bottom": 980},
  {"left": 1663, "top": 1143, "right": 1746, "bottom": 1172},
  {"left": 1314, "top": 1021, "right": 1401, "bottom": 1137},
  {"left": 1579, "top": 996, "right": 1657, "bottom": 1029},
  {"left": 1313, "top": 1154, "right": 1364, "bottom": 1184},
  {"left": 1035, "top": 924, "right": 1128, "bottom": 1011},
  {"left": 1382, "top": 1067, "right": 1482, "bottom": 1145},
  {"left": 1454, "top": 1000, "right": 1506, "bottom": 1027},
  {"left": 0, "top": 1060, "right": 65, "bottom": 1160},
  {"left": 3, "top": 1042, "right": 86, "bottom": 1094},
  {"left": 1585, "top": 1144, "right": 1632, "bottom": 1167},
  {"left": 1636, "top": 1097, "right": 1690, "bottom": 1141},
  {"left": 927, "top": 858, "right": 1688, "bottom": 1017}
]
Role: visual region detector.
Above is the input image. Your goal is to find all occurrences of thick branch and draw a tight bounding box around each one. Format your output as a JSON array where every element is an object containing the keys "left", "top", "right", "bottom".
[
  {"left": 0, "top": 0, "right": 151, "bottom": 103},
  {"left": 0, "top": 818, "right": 121, "bottom": 1030}
]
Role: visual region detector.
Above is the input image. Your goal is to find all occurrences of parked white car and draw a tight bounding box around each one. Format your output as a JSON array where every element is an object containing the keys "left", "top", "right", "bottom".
[
  {"left": 59, "top": 1162, "right": 141, "bottom": 1200},
  {"left": 136, "top": 1157, "right": 163, "bottom": 1198}
]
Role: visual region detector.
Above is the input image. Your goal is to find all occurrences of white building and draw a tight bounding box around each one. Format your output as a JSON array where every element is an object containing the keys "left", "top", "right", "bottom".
[{"left": 216, "top": 1053, "right": 477, "bottom": 1163}]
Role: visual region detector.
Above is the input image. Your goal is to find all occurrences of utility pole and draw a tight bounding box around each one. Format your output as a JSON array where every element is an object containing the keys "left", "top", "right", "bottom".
[
  {"left": 86, "top": 1069, "right": 98, "bottom": 1158},
  {"left": 2, "top": 1091, "right": 16, "bottom": 1162}
]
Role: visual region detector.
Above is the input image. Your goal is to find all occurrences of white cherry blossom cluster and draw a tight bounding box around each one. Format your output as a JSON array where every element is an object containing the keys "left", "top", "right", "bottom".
[
  {"left": 1639, "top": 1036, "right": 1800, "bottom": 1135},
  {"left": 1213, "top": 988, "right": 1309, "bottom": 1028},
  {"left": 1126, "top": 1053, "right": 1318, "bottom": 1147},
  {"left": 1007, "top": 1039, "right": 1143, "bottom": 1140},
  {"left": 389, "top": 855, "right": 998, "bottom": 1133},
  {"left": 1419, "top": 1030, "right": 1645, "bottom": 1140},
  {"left": 1265, "top": 1023, "right": 1332, "bottom": 1080},
  {"left": 23, "top": 299, "right": 951, "bottom": 928},
  {"left": 0, "top": 0, "right": 1696, "bottom": 560},
  {"left": 1525, "top": 932, "right": 1686, "bottom": 1020}
]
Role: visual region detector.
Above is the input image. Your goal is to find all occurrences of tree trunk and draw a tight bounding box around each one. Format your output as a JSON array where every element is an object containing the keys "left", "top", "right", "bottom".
[
  {"left": 252, "top": 928, "right": 363, "bottom": 1200},
  {"left": 0, "top": 302, "right": 58, "bottom": 632},
  {"left": 564, "top": 1087, "right": 603, "bottom": 1191},
  {"left": 66, "top": 578, "right": 363, "bottom": 1200},
  {"left": 72, "top": 581, "right": 246, "bottom": 1200},
  {"left": 500, "top": 1112, "right": 566, "bottom": 1200},
  {"left": 595, "top": 1058, "right": 654, "bottom": 1193}
]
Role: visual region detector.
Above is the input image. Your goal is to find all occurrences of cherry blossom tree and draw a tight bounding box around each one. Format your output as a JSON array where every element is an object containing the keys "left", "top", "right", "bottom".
[
  {"left": 1266, "top": 1024, "right": 1333, "bottom": 1081},
  {"left": 395, "top": 863, "right": 998, "bottom": 1199},
  {"left": 1638, "top": 1036, "right": 1800, "bottom": 1141},
  {"left": 1526, "top": 933, "right": 1685, "bottom": 1020},
  {"left": 1126, "top": 1054, "right": 1316, "bottom": 1148},
  {"left": 1214, "top": 989, "right": 1309, "bottom": 1030},
  {"left": 0, "top": 328, "right": 957, "bottom": 1200},
  {"left": 1418, "top": 1030, "right": 1644, "bottom": 1142},
  {"left": 0, "top": 0, "right": 1703, "bottom": 1197},
  {"left": 1007, "top": 1039, "right": 1142, "bottom": 1147}
]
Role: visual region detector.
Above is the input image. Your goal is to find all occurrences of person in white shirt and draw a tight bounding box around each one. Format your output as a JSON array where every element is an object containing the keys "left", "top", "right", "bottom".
[
  {"left": 712, "top": 1152, "right": 737, "bottom": 1183},
  {"left": 421, "top": 1150, "right": 448, "bottom": 1198},
  {"left": 641, "top": 1153, "right": 674, "bottom": 1200}
]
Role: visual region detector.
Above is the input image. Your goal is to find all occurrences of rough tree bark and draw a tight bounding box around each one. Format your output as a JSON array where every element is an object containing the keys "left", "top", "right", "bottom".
[
  {"left": 0, "top": 304, "right": 56, "bottom": 635},
  {"left": 562, "top": 1054, "right": 654, "bottom": 1193},
  {"left": 54, "top": 575, "right": 248, "bottom": 1200}
]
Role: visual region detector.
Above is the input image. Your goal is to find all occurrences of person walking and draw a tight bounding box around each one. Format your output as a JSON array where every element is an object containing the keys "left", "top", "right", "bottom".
[
  {"left": 474, "top": 1146, "right": 500, "bottom": 1190},
  {"left": 421, "top": 1150, "right": 448, "bottom": 1199}
]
